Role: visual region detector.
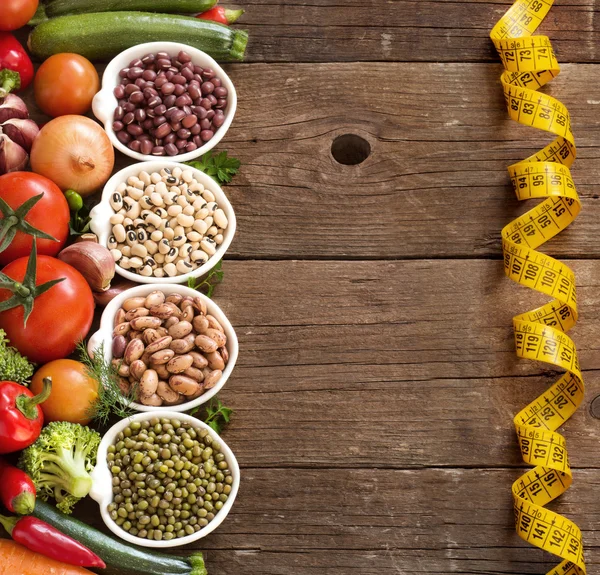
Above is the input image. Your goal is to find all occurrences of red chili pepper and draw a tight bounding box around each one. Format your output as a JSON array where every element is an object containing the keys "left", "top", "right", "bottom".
[
  {"left": 0, "top": 378, "right": 51, "bottom": 454},
  {"left": 196, "top": 6, "right": 244, "bottom": 25},
  {"left": 0, "top": 458, "right": 36, "bottom": 515},
  {"left": 0, "top": 33, "right": 34, "bottom": 96},
  {"left": 0, "top": 514, "right": 106, "bottom": 568}
]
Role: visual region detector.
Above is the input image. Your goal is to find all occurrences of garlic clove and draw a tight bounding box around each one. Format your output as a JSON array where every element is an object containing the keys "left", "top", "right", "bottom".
[
  {"left": 58, "top": 242, "right": 116, "bottom": 292},
  {"left": 0, "top": 94, "right": 29, "bottom": 123},
  {"left": 1, "top": 118, "right": 40, "bottom": 153},
  {"left": 0, "top": 134, "right": 28, "bottom": 174}
]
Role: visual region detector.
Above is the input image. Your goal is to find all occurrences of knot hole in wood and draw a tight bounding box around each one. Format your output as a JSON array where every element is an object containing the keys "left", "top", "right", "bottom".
[{"left": 331, "top": 134, "right": 371, "bottom": 165}]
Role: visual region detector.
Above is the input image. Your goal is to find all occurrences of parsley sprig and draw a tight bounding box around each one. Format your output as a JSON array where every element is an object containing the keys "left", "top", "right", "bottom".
[
  {"left": 187, "top": 260, "right": 224, "bottom": 298},
  {"left": 185, "top": 151, "right": 240, "bottom": 185},
  {"left": 190, "top": 397, "right": 233, "bottom": 434}
]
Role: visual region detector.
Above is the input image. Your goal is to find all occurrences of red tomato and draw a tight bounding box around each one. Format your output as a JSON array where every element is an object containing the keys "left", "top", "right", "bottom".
[
  {"left": 0, "top": 172, "right": 70, "bottom": 267},
  {"left": 0, "top": 256, "right": 94, "bottom": 364},
  {"left": 34, "top": 53, "right": 100, "bottom": 117},
  {"left": 0, "top": 0, "right": 38, "bottom": 31}
]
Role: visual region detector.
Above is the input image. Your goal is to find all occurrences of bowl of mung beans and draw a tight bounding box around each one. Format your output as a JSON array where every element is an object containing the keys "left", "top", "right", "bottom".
[
  {"left": 90, "top": 160, "right": 236, "bottom": 283},
  {"left": 89, "top": 411, "right": 240, "bottom": 547},
  {"left": 87, "top": 283, "right": 238, "bottom": 412},
  {"left": 92, "top": 42, "right": 237, "bottom": 162}
]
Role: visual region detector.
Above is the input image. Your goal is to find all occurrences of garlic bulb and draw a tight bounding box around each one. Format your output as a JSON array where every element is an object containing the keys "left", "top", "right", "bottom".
[{"left": 58, "top": 242, "right": 115, "bottom": 292}]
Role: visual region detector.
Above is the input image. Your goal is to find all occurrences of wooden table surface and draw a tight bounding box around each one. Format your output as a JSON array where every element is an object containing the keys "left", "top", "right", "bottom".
[{"left": 18, "top": 1, "right": 600, "bottom": 574}]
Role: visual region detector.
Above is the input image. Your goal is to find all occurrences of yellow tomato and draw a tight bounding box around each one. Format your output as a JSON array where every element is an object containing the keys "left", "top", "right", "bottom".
[{"left": 30, "top": 359, "right": 97, "bottom": 425}]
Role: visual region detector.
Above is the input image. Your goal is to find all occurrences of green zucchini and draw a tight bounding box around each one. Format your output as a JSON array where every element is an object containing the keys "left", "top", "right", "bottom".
[
  {"left": 32, "top": 500, "right": 208, "bottom": 575},
  {"left": 45, "top": 0, "right": 217, "bottom": 18},
  {"left": 29, "top": 12, "right": 248, "bottom": 62}
]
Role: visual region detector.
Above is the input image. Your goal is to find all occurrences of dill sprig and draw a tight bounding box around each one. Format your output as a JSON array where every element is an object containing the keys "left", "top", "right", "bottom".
[{"left": 77, "top": 341, "right": 137, "bottom": 426}]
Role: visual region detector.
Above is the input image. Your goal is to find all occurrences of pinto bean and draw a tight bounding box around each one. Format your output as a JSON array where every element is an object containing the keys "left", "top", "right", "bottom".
[
  {"left": 140, "top": 369, "right": 159, "bottom": 396},
  {"left": 168, "top": 374, "right": 200, "bottom": 395},
  {"left": 194, "top": 334, "right": 218, "bottom": 353},
  {"left": 205, "top": 350, "right": 225, "bottom": 370}
]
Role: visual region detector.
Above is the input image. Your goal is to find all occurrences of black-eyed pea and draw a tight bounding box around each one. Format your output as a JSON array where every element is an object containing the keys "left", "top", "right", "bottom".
[
  {"left": 151, "top": 348, "right": 175, "bottom": 365},
  {"left": 130, "top": 359, "right": 147, "bottom": 380},
  {"left": 166, "top": 354, "right": 194, "bottom": 374},
  {"left": 129, "top": 256, "right": 144, "bottom": 269},
  {"left": 139, "top": 265, "right": 153, "bottom": 277},
  {"left": 130, "top": 316, "right": 162, "bottom": 330},
  {"left": 131, "top": 243, "right": 147, "bottom": 259},
  {"left": 145, "top": 240, "right": 159, "bottom": 255},
  {"left": 189, "top": 351, "right": 209, "bottom": 369},
  {"left": 119, "top": 256, "right": 131, "bottom": 269},
  {"left": 163, "top": 227, "right": 175, "bottom": 241},
  {"left": 190, "top": 250, "right": 209, "bottom": 265},
  {"left": 110, "top": 192, "right": 124, "bottom": 211},
  {"left": 183, "top": 205, "right": 195, "bottom": 216},
  {"left": 204, "top": 216, "right": 214, "bottom": 229},
  {"left": 125, "top": 307, "right": 150, "bottom": 321},
  {"left": 141, "top": 393, "right": 163, "bottom": 406},
  {"left": 183, "top": 366, "right": 204, "bottom": 382},
  {"left": 214, "top": 234, "right": 224, "bottom": 245},
  {"left": 111, "top": 249, "right": 122, "bottom": 262},
  {"left": 124, "top": 338, "right": 145, "bottom": 364},
  {"left": 140, "top": 369, "right": 159, "bottom": 396},
  {"left": 154, "top": 253, "right": 166, "bottom": 265},
  {"left": 206, "top": 202, "right": 218, "bottom": 215},
  {"left": 157, "top": 380, "right": 181, "bottom": 404},
  {"left": 108, "top": 235, "right": 118, "bottom": 250},
  {"left": 152, "top": 363, "right": 171, "bottom": 380},
  {"left": 120, "top": 245, "right": 132, "bottom": 258},
  {"left": 220, "top": 346, "right": 229, "bottom": 364},
  {"left": 168, "top": 204, "right": 182, "bottom": 217},
  {"left": 158, "top": 239, "right": 170, "bottom": 255},
  {"left": 206, "top": 226, "right": 218, "bottom": 237},
  {"left": 165, "top": 247, "right": 178, "bottom": 263},
  {"left": 144, "top": 256, "right": 157, "bottom": 269},
  {"left": 126, "top": 202, "right": 141, "bottom": 220},
  {"left": 146, "top": 212, "right": 162, "bottom": 228},
  {"left": 136, "top": 227, "right": 148, "bottom": 242},
  {"left": 176, "top": 195, "right": 189, "bottom": 208},
  {"left": 150, "top": 230, "right": 163, "bottom": 242},
  {"left": 205, "top": 350, "right": 225, "bottom": 371},
  {"left": 110, "top": 213, "right": 124, "bottom": 225},
  {"left": 146, "top": 335, "right": 173, "bottom": 354},
  {"left": 178, "top": 243, "right": 192, "bottom": 258},
  {"left": 113, "top": 322, "right": 131, "bottom": 337},
  {"left": 203, "top": 369, "right": 222, "bottom": 390},
  {"left": 155, "top": 181, "right": 168, "bottom": 194},
  {"left": 202, "top": 190, "right": 216, "bottom": 203},
  {"left": 200, "top": 238, "right": 216, "bottom": 256},
  {"left": 113, "top": 224, "right": 127, "bottom": 243},
  {"left": 153, "top": 268, "right": 165, "bottom": 278},
  {"left": 164, "top": 263, "right": 178, "bottom": 277},
  {"left": 206, "top": 315, "right": 225, "bottom": 333},
  {"left": 205, "top": 328, "right": 226, "bottom": 348},
  {"left": 169, "top": 374, "right": 200, "bottom": 396},
  {"left": 151, "top": 171, "right": 162, "bottom": 184},
  {"left": 139, "top": 171, "right": 151, "bottom": 186},
  {"left": 195, "top": 334, "right": 218, "bottom": 353},
  {"left": 177, "top": 260, "right": 193, "bottom": 275},
  {"left": 186, "top": 231, "right": 202, "bottom": 242},
  {"left": 172, "top": 235, "right": 186, "bottom": 247},
  {"left": 168, "top": 320, "right": 193, "bottom": 339},
  {"left": 192, "top": 219, "right": 208, "bottom": 235}
]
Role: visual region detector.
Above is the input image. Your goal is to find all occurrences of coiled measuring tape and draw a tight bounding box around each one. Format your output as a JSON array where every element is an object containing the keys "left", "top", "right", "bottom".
[{"left": 490, "top": 2, "right": 585, "bottom": 574}]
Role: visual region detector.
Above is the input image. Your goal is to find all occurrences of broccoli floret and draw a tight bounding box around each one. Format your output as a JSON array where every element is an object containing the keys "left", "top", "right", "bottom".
[
  {"left": 19, "top": 421, "right": 101, "bottom": 514},
  {"left": 0, "top": 329, "right": 34, "bottom": 385}
]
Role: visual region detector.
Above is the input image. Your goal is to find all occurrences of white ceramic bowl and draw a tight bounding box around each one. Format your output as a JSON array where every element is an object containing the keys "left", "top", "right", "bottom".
[
  {"left": 87, "top": 283, "right": 238, "bottom": 413},
  {"left": 90, "top": 411, "right": 240, "bottom": 548},
  {"left": 92, "top": 41, "right": 237, "bottom": 162},
  {"left": 90, "top": 160, "right": 236, "bottom": 284}
]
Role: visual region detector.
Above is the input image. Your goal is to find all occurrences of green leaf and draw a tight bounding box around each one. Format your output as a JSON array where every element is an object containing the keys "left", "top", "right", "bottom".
[
  {"left": 187, "top": 260, "right": 224, "bottom": 298},
  {"left": 185, "top": 150, "right": 240, "bottom": 186},
  {"left": 189, "top": 396, "right": 233, "bottom": 435}
]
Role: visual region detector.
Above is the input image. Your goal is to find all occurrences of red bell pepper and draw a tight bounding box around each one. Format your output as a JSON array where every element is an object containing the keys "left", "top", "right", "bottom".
[
  {"left": 196, "top": 6, "right": 244, "bottom": 25},
  {"left": 0, "top": 514, "right": 106, "bottom": 568},
  {"left": 0, "top": 458, "right": 36, "bottom": 515},
  {"left": 0, "top": 33, "right": 34, "bottom": 96},
  {"left": 0, "top": 377, "right": 51, "bottom": 454}
]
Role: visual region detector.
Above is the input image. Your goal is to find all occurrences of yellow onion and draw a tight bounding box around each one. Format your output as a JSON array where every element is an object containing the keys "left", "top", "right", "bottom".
[{"left": 30, "top": 115, "right": 114, "bottom": 196}]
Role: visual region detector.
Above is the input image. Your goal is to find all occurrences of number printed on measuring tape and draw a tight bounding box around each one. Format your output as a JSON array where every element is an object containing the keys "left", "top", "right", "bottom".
[{"left": 491, "top": 2, "right": 586, "bottom": 574}]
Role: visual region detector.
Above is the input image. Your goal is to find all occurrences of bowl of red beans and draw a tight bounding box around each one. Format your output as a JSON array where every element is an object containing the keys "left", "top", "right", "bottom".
[{"left": 92, "top": 42, "right": 237, "bottom": 162}]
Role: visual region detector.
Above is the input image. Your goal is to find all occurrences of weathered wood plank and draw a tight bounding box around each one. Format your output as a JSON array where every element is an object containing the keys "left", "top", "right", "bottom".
[
  {"left": 22, "top": 62, "right": 600, "bottom": 259},
  {"left": 238, "top": 0, "right": 597, "bottom": 63},
  {"left": 206, "top": 260, "right": 600, "bottom": 468},
  {"left": 76, "top": 468, "right": 600, "bottom": 574}
]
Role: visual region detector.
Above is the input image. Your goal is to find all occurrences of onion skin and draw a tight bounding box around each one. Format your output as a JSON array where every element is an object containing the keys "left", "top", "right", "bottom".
[
  {"left": 92, "top": 278, "right": 138, "bottom": 307},
  {"left": 29, "top": 115, "right": 114, "bottom": 196},
  {"left": 0, "top": 134, "right": 27, "bottom": 174}
]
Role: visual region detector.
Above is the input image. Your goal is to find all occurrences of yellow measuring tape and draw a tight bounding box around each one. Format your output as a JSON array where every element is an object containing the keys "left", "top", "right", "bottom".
[{"left": 490, "top": 1, "right": 585, "bottom": 574}]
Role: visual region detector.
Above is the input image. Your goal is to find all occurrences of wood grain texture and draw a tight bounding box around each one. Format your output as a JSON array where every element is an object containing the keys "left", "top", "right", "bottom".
[
  {"left": 205, "top": 260, "right": 600, "bottom": 469},
  {"left": 238, "top": 0, "right": 598, "bottom": 63},
  {"left": 74, "top": 468, "right": 600, "bottom": 574}
]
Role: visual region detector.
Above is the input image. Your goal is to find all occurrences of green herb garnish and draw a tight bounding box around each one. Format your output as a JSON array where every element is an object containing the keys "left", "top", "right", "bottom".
[
  {"left": 190, "top": 397, "right": 232, "bottom": 434},
  {"left": 65, "top": 190, "right": 92, "bottom": 237},
  {"left": 187, "top": 260, "right": 224, "bottom": 298},
  {"left": 78, "top": 341, "right": 137, "bottom": 426},
  {"left": 185, "top": 151, "right": 240, "bottom": 185}
]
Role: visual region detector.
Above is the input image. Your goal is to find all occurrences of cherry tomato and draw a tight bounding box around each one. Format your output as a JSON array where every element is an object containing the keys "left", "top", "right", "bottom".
[
  {"left": 30, "top": 360, "right": 97, "bottom": 425},
  {"left": 34, "top": 53, "right": 99, "bottom": 117},
  {"left": 0, "top": 0, "right": 38, "bottom": 31},
  {"left": 0, "top": 172, "right": 70, "bottom": 267},
  {"left": 0, "top": 256, "right": 94, "bottom": 364}
]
